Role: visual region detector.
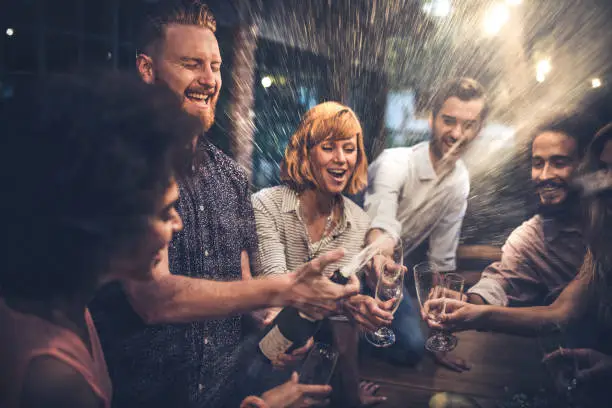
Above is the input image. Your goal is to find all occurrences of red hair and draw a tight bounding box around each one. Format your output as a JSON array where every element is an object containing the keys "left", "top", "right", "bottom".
[{"left": 280, "top": 102, "right": 368, "bottom": 194}]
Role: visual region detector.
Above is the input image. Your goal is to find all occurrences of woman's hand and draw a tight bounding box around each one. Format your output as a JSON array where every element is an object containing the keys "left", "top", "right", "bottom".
[
  {"left": 364, "top": 254, "right": 398, "bottom": 291},
  {"left": 544, "top": 348, "right": 612, "bottom": 385},
  {"left": 260, "top": 372, "right": 332, "bottom": 408},
  {"left": 343, "top": 295, "right": 394, "bottom": 332}
]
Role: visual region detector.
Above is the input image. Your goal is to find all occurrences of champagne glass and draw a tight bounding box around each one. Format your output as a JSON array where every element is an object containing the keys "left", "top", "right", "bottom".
[
  {"left": 414, "top": 261, "right": 443, "bottom": 321},
  {"left": 429, "top": 273, "right": 464, "bottom": 352},
  {"left": 414, "top": 263, "right": 464, "bottom": 352},
  {"left": 298, "top": 342, "right": 339, "bottom": 385},
  {"left": 365, "top": 238, "right": 404, "bottom": 348}
]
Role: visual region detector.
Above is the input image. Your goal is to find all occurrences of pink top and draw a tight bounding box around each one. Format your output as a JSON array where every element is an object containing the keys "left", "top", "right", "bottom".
[{"left": 0, "top": 298, "right": 112, "bottom": 408}]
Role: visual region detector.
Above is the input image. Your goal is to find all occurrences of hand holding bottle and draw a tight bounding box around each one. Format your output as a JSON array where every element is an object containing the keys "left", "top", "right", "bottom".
[
  {"left": 270, "top": 337, "right": 314, "bottom": 371},
  {"left": 283, "top": 248, "right": 359, "bottom": 320}
]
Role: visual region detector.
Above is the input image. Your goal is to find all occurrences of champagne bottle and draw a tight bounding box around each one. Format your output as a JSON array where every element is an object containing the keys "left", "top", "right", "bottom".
[{"left": 257, "top": 267, "right": 351, "bottom": 362}]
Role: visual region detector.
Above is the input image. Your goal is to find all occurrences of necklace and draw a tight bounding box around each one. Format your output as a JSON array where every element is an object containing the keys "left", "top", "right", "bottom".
[{"left": 297, "top": 197, "right": 337, "bottom": 261}]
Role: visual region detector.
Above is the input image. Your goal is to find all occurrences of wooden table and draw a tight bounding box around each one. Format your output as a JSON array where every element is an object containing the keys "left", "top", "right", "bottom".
[{"left": 360, "top": 328, "right": 549, "bottom": 408}]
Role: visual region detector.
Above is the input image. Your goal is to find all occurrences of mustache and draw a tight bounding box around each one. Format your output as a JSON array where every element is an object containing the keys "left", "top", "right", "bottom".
[
  {"left": 185, "top": 85, "right": 215, "bottom": 94},
  {"left": 534, "top": 180, "right": 568, "bottom": 190}
]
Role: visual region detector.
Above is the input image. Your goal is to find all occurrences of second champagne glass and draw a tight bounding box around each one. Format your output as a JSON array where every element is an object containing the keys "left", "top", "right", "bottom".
[
  {"left": 414, "top": 263, "right": 464, "bottom": 353},
  {"left": 364, "top": 238, "right": 404, "bottom": 348},
  {"left": 426, "top": 273, "right": 465, "bottom": 352}
]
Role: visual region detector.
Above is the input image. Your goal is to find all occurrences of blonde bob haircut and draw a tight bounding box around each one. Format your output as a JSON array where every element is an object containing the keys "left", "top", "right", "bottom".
[{"left": 280, "top": 101, "right": 368, "bottom": 195}]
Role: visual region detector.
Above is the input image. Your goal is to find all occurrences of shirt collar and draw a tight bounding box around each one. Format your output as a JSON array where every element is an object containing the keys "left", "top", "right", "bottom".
[
  {"left": 280, "top": 186, "right": 352, "bottom": 230},
  {"left": 415, "top": 142, "right": 438, "bottom": 181}
]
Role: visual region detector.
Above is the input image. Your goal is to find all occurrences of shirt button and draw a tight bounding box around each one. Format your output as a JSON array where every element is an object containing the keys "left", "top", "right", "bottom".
[
  {"left": 198, "top": 383, "right": 205, "bottom": 392},
  {"left": 199, "top": 205, "right": 204, "bottom": 211},
  {"left": 204, "top": 249, "right": 209, "bottom": 257},
  {"left": 203, "top": 337, "right": 210, "bottom": 345}
]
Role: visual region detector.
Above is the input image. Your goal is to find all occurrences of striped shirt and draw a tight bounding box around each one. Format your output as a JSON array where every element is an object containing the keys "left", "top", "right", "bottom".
[{"left": 252, "top": 185, "right": 371, "bottom": 278}]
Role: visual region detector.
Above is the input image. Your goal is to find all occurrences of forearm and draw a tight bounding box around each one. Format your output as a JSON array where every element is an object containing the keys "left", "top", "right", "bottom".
[
  {"left": 365, "top": 228, "right": 395, "bottom": 257},
  {"left": 124, "top": 273, "right": 291, "bottom": 324},
  {"left": 479, "top": 304, "right": 567, "bottom": 336}
]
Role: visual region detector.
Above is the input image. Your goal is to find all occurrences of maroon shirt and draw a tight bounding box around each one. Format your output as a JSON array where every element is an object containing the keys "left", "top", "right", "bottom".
[{"left": 0, "top": 298, "right": 112, "bottom": 408}]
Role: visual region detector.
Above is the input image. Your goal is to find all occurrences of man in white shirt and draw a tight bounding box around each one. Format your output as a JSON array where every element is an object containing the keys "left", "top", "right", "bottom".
[{"left": 364, "top": 78, "right": 488, "bottom": 365}]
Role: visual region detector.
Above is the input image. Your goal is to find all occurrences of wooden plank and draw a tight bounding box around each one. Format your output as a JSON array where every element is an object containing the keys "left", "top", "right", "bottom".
[
  {"left": 455, "top": 270, "right": 482, "bottom": 287},
  {"left": 360, "top": 330, "right": 548, "bottom": 406},
  {"left": 457, "top": 245, "right": 502, "bottom": 261},
  {"left": 350, "top": 381, "right": 500, "bottom": 408}
]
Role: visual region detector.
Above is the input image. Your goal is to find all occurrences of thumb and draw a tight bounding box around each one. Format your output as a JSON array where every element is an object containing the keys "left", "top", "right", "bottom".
[
  {"left": 380, "top": 298, "right": 396, "bottom": 310},
  {"left": 290, "top": 371, "right": 299, "bottom": 383}
]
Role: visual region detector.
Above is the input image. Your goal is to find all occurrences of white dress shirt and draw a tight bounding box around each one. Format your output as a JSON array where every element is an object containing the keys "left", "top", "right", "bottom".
[{"left": 364, "top": 141, "right": 470, "bottom": 271}]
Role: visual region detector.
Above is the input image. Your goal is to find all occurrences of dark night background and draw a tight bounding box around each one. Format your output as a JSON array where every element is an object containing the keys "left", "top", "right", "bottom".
[{"left": 1, "top": 0, "right": 611, "bottom": 246}]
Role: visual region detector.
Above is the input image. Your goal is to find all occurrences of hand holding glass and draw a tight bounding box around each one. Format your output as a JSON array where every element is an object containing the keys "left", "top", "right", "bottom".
[
  {"left": 414, "top": 263, "right": 464, "bottom": 352},
  {"left": 364, "top": 238, "right": 404, "bottom": 348}
]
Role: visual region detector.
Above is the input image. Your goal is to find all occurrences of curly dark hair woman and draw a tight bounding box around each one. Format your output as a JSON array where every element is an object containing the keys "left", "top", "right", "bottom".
[{"left": 0, "top": 72, "right": 199, "bottom": 408}]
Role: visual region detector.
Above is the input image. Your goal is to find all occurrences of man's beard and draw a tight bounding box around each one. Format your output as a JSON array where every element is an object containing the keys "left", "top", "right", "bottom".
[
  {"left": 430, "top": 125, "right": 464, "bottom": 163},
  {"left": 198, "top": 103, "right": 216, "bottom": 132},
  {"left": 536, "top": 184, "right": 581, "bottom": 221},
  {"left": 154, "top": 73, "right": 217, "bottom": 132}
]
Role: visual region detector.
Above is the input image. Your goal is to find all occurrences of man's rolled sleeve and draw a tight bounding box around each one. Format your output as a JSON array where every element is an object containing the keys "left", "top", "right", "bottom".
[
  {"left": 467, "top": 264, "right": 510, "bottom": 306},
  {"left": 467, "top": 226, "right": 542, "bottom": 306}
]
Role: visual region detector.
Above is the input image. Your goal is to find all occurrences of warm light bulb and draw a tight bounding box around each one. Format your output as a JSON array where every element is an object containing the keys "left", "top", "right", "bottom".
[
  {"left": 536, "top": 59, "right": 551, "bottom": 74},
  {"left": 422, "top": 0, "right": 452, "bottom": 18},
  {"left": 261, "top": 76, "right": 272, "bottom": 88},
  {"left": 535, "top": 59, "right": 551, "bottom": 82},
  {"left": 483, "top": 4, "right": 510, "bottom": 36},
  {"left": 591, "top": 78, "right": 602, "bottom": 88}
]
